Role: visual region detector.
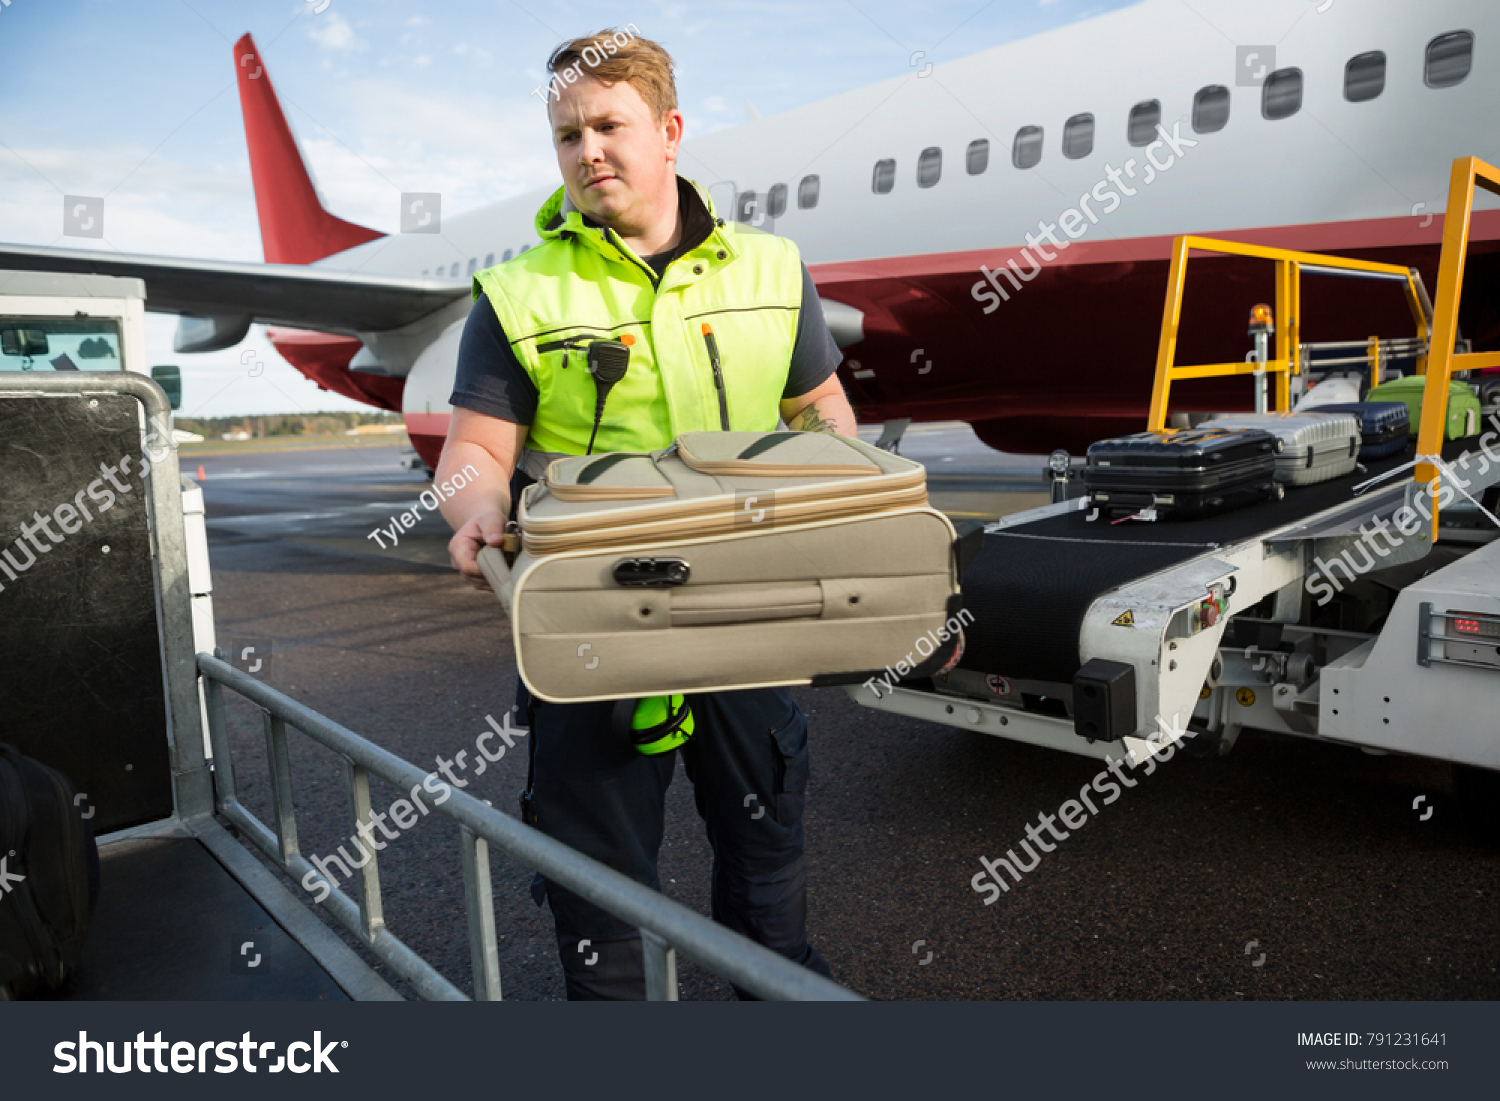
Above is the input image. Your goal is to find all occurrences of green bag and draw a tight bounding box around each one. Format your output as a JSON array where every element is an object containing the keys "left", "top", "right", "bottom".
[{"left": 1366, "top": 375, "right": 1482, "bottom": 439}]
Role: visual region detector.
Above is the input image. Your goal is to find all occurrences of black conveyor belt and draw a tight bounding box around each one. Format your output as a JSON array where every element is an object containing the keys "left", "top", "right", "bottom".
[{"left": 958, "top": 440, "right": 1470, "bottom": 684}]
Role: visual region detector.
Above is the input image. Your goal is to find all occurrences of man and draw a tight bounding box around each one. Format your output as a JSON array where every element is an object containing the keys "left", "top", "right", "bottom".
[{"left": 436, "top": 29, "right": 854, "bottom": 999}]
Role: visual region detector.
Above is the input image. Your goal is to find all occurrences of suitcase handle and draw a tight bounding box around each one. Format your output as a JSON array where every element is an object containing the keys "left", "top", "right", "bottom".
[
  {"left": 1302, "top": 437, "right": 1360, "bottom": 467},
  {"left": 669, "top": 582, "right": 824, "bottom": 627}
]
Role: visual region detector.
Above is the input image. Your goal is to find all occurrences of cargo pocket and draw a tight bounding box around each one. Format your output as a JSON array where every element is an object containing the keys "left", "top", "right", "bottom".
[{"left": 769, "top": 706, "right": 810, "bottom": 827}]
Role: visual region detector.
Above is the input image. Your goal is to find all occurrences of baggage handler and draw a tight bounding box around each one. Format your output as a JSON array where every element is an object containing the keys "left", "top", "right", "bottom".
[{"left": 436, "top": 29, "right": 855, "bottom": 999}]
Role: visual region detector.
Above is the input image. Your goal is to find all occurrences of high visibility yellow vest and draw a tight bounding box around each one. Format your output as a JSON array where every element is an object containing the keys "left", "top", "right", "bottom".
[{"left": 472, "top": 178, "right": 803, "bottom": 456}]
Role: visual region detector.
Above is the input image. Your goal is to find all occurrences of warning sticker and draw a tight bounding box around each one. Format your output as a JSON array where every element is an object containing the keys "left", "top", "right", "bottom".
[
  {"left": 1112, "top": 610, "right": 1135, "bottom": 628},
  {"left": 1199, "top": 685, "right": 1212, "bottom": 700},
  {"left": 1236, "top": 687, "right": 1257, "bottom": 707},
  {"left": 984, "top": 674, "right": 1013, "bottom": 698}
]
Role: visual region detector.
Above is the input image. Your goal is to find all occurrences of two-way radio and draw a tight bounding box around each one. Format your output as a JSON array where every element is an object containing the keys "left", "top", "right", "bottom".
[
  {"left": 584, "top": 336, "right": 632, "bottom": 455},
  {"left": 546, "top": 333, "right": 635, "bottom": 454}
]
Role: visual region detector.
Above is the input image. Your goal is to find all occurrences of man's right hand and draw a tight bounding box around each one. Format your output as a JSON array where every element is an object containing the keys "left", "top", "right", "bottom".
[
  {"left": 449, "top": 509, "right": 508, "bottom": 592},
  {"left": 435, "top": 411, "right": 527, "bottom": 593}
]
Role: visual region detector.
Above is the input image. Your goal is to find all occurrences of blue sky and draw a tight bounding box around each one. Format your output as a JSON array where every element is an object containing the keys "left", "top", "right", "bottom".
[{"left": 0, "top": 0, "right": 1137, "bottom": 416}]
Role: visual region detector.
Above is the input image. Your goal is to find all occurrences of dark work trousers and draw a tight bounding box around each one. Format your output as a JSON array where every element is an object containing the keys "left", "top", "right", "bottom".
[{"left": 517, "top": 680, "right": 833, "bottom": 1000}]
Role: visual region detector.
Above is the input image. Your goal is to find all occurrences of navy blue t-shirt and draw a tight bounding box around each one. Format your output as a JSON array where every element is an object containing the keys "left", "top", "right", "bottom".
[{"left": 450, "top": 259, "right": 842, "bottom": 425}]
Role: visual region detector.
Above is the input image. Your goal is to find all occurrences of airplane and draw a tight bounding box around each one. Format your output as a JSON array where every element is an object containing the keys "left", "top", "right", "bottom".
[{"left": 3, "top": 0, "right": 1498, "bottom": 469}]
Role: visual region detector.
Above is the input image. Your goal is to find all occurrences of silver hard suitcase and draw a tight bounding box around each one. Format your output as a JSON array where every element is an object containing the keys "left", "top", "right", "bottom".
[
  {"left": 478, "top": 432, "right": 964, "bottom": 703},
  {"left": 1206, "top": 411, "right": 1360, "bottom": 486}
]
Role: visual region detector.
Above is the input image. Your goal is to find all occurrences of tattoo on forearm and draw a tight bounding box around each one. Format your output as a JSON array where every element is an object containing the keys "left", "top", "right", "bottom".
[{"left": 789, "top": 402, "right": 839, "bottom": 435}]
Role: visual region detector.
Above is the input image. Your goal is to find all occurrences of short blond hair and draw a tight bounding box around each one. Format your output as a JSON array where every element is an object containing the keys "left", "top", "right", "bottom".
[{"left": 546, "top": 27, "right": 677, "bottom": 122}]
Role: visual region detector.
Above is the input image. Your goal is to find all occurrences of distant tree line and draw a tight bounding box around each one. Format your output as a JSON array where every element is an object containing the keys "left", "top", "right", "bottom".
[{"left": 175, "top": 411, "right": 405, "bottom": 438}]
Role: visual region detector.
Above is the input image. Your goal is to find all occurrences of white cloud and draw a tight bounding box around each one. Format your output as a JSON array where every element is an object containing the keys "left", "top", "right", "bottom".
[
  {"left": 308, "top": 12, "right": 365, "bottom": 52},
  {"left": 0, "top": 140, "right": 260, "bottom": 260}
]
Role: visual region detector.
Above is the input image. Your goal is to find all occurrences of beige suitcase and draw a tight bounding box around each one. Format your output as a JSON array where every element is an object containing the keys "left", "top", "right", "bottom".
[{"left": 479, "top": 431, "right": 965, "bottom": 703}]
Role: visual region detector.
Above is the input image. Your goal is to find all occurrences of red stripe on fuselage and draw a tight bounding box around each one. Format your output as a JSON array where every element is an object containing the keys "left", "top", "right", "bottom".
[{"left": 807, "top": 210, "right": 1500, "bottom": 452}]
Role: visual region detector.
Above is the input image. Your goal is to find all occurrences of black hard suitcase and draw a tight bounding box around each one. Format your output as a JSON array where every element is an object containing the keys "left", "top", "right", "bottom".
[
  {"left": 1084, "top": 426, "right": 1282, "bottom": 519},
  {"left": 0, "top": 743, "right": 98, "bottom": 1000},
  {"left": 1299, "top": 401, "right": 1410, "bottom": 460}
]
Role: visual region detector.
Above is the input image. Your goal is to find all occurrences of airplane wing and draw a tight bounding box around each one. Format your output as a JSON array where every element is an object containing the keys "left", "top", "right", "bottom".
[{"left": 0, "top": 242, "right": 468, "bottom": 335}]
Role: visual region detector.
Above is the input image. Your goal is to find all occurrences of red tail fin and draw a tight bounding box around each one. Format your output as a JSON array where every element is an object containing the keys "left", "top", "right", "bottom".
[{"left": 233, "top": 33, "right": 384, "bottom": 265}]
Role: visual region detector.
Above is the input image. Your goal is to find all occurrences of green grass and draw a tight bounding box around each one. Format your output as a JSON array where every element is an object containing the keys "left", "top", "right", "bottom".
[{"left": 178, "top": 434, "right": 410, "bottom": 456}]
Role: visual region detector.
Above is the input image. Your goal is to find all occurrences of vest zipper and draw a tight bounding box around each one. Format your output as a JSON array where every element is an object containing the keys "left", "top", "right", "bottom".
[
  {"left": 699, "top": 323, "right": 731, "bottom": 431},
  {"left": 605, "top": 227, "right": 661, "bottom": 288}
]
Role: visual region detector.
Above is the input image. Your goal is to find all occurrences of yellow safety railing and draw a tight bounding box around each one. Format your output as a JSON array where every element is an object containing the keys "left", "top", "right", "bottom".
[
  {"left": 1147, "top": 237, "right": 1428, "bottom": 432},
  {"left": 1416, "top": 156, "right": 1500, "bottom": 497}
]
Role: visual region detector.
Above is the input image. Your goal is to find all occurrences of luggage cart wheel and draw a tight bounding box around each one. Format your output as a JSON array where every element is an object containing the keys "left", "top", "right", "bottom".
[{"left": 1179, "top": 719, "right": 1235, "bottom": 758}]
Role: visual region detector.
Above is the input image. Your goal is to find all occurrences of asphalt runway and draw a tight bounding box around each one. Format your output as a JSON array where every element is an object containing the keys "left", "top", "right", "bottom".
[{"left": 193, "top": 429, "right": 1500, "bottom": 1001}]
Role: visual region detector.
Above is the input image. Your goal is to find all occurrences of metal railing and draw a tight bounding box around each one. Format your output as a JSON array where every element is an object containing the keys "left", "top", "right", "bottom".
[
  {"left": 1416, "top": 156, "right": 1500, "bottom": 498},
  {"left": 1147, "top": 235, "right": 1430, "bottom": 431},
  {"left": 199, "top": 652, "right": 860, "bottom": 1002}
]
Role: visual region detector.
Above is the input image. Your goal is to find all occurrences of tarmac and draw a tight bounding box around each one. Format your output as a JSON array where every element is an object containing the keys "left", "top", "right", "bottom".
[{"left": 193, "top": 427, "right": 1500, "bottom": 1000}]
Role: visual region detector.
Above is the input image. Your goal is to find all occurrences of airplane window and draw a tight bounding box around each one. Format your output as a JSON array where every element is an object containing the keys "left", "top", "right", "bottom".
[
  {"left": 1012, "top": 127, "right": 1042, "bottom": 169},
  {"left": 421, "top": 269, "right": 428, "bottom": 277},
  {"left": 872, "top": 160, "right": 896, "bottom": 194},
  {"left": 484, "top": 253, "right": 495, "bottom": 267},
  {"left": 520, "top": 244, "right": 530, "bottom": 253},
  {"left": 1262, "top": 68, "right": 1302, "bottom": 120},
  {"left": 966, "top": 139, "right": 989, "bottom": 175},
  {"left": 798, "top": 174, "right": 820, "bottom": 209},
  {"left": 1192, "top": 85, "right": 1230, "bottom": 133},
  {"left": 768, "top": 183, "right": 788, "bottom": 217},
  {"left": 1425, "top": 30, "right": 1474, "bottom": 88},
  {"left": 450, "top": 262, "right": 460, "bottom": 277},
  {"left": 503, "top": 249, "right": 513, "bottom": 261},
  {"left": 736, "top": 191, "right": 760, "bottom": 222},
  {"left": 1062, "top": 113, "right": 1094, "bottom": 159},
  {"left": 1344, "top": 52, "right": 1385, "bottom": 102},
  {"left": 917, "top": 147, "right": 942, "bottom": 188},
  {"left": 1127, "top": 100, "right": 1160, "bottom": 146},
  {"left": 466, "top": 258, "right": 478, "bottom": 275}
]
